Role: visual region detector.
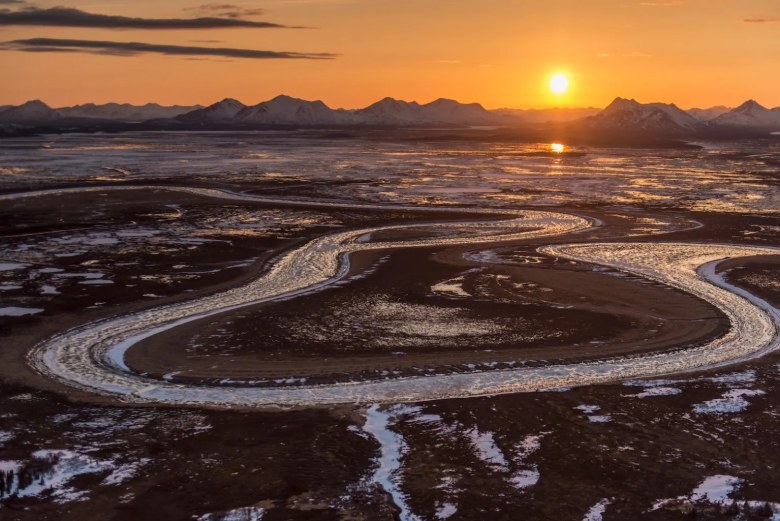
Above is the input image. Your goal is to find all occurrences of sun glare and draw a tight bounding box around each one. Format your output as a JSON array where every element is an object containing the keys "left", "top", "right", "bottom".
[
  {"left": 549, "top": 73, "right": 569, "bottom": 95},
  {"left": 551, "top": 143, "right": 565, "bottom": 153}
]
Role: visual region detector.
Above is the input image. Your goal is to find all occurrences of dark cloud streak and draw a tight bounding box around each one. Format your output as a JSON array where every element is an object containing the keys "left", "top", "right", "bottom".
[
  {"left": 0, "top": 7, "right": 297, "bottom": 29},
  {"left": 743, "top": 18, "right": 779, "bottom": 23},
  {"left": 184, "top": 4, "right": 266, "bottom": 19},
  {"left": 0, "top": 38, "right": 336, "bottom": 60}
]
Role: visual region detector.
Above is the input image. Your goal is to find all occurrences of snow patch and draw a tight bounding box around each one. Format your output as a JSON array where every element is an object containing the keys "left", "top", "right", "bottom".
[
  {"left": 628, "top": 386, "right": 681, "bottom": 398},
  {"left": 198, "top": 506, "right": 266, "bottom": 521},
  {"left": 1, "top": 449, "right": 112, "bottom": 502},
  {"left": 361, "top": 404, "right": 421, "bottom": 521},
  {"left": 652, "top": 474, "right": 743, "bottom": 511},
  {"left": 691, "top": 475, "right": 742, "bottom": 503},
  {"left": 0, "top": 262, "right": 27, "bottom": 272},
  {"left": 101, "top": 458, "right": 151, "bottom": 486},
  {"left": 435, "top": 502, "right": 457, "bottom": 520},
  {"left": 466, "top": 428, "right": 508, "bottom": 470},
  {"left": 583, "top": 498, "right": 611, "bottom": 521},
  {"left": 40, "top": 284, "right": 61, "bottom": 295},
  {"left": 575, "top": 405, "right": 611, "bottom": 423},
  {"left": 510, "top": 469, "right": 540, "bottom": 490},
  {"left": 0, "top": 306, "right": 44, "bottom": 316},
  {"left": 708, "top": 370, "right": 756, "bottom": 386},
  {"left": 431, "top": 276, "right": 469, "bottom": 298},
  {"left": 693, "top": 389, "right": 765, "bottom": 414}
]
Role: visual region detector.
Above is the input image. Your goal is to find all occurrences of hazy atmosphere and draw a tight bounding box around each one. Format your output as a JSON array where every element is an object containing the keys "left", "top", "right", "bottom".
[{"left": 1, "top": 0, "right": 779, "bottom": 108}]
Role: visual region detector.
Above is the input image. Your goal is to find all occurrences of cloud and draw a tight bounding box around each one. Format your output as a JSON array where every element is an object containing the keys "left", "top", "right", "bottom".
[
  {"left": 0, "top": 38, "right": 336, "bottom": 59},
  {"left": 184, "top": 4, "right": 266, "bottom": 19},
  {"left": 0, "top": 0, "right": 26, "bottom": 4},
  {"left": 638, "top": 1, "right": 685, "bottom": 5},
  {"left": 0, "top": 7, "right": 297, "bottom": 29},
  {"left": 743, "top": 18, "right": 779, "bottom": 23}
]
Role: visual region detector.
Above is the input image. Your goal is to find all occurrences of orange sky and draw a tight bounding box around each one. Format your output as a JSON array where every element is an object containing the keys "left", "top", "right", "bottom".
[{"left": 1, "top": 0, "right": 779, "bottom": 109}]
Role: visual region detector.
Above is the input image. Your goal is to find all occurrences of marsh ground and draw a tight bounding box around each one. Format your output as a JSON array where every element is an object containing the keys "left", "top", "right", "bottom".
[{"left": 0, "top": 134, "right": 778, "bottom": 520}]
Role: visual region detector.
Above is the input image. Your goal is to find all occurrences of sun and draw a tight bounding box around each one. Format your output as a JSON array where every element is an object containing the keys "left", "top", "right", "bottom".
[{"left": 549, "top": 73, "right": 569, "bottom": 95}]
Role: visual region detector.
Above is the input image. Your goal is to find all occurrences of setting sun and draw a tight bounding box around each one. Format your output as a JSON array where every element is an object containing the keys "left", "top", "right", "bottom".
[{"left": 549, "top": 73, "right": 570, "bottom": 95}]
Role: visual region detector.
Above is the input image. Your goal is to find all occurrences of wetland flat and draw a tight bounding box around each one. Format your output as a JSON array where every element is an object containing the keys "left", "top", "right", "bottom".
[{"left": 0, "top": 133, "right": 778, "bottom": 520}]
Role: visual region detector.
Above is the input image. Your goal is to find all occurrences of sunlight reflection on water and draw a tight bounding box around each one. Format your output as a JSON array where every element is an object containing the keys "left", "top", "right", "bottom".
[{"left": 0, "top": 133, "right": 777, "bottom": 213}]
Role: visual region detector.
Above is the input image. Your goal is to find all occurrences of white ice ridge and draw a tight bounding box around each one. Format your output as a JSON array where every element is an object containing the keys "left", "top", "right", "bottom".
[{"left": 9, "top": 186, "right": 779, "bottom": 407}]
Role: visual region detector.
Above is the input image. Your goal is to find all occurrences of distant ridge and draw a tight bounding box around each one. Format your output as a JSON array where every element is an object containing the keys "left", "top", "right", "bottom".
[
  {"left": 2, "top": 95, "right": 779, "bottom": 143},
  {"left": 709, "top": 100, "right": 780, "bottom": 128},
  {"left": 58, "top": 102, "right": 201, "bottom": 122},
  {"left": 175, "top": 98, "right": 246, "bottom": 124},
  {"left": 582, "top": 97, "right": 699, "bottom": 136},
  {"left": 0, "top": 100, "right": 200, "bottom": 124},
  {"left": 233, "top": 95, "right": 353, "bottom": 126},
  {"left": 0, "top": 100, "right": 62, "bottom": 124},
  {"left": 687, "top": 105, "right": 731, "bottom": 121},
  {"left": 492, "top": 106, "right": 601, "bottom": 124},
  {"left": 355, "top": 97, "right": 498, "bottom": 126}
]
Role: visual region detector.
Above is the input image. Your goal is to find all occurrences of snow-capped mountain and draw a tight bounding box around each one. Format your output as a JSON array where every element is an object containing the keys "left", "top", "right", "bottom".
[
  {"left": 175, "top": 98, "right": 247, "bottom": 124},
  {"left": 353, "top": 97, "right": 501, "bottom": 126},
  {"left": 234, "top": 95, "right": 352, "bottom": 126},
  {"left": 686, "top": 105, "right": 731, "bottom": 122},
  {"left": 174, "top": 95, "right": 502, "bottom": 127},
  {"left": 58, "top": 103, "right": 201, "bottom": 122},
  {"left": 416, "top": 98, "right": 499, "bottom": 125},
  {"left": 354, "top": 97, "right": 425, "bottom": 125},
  {"left": 710, "top": 100, "right": 780, "bottom": 128},
  {"left": 2, "top": 95, "right": 779, "bottom": 139},
  {"left": 0, "top": 100, "right": 62, "bottom": 124},
  {"left": 584, "top": 97, "right": 699, "bottom": 135}
]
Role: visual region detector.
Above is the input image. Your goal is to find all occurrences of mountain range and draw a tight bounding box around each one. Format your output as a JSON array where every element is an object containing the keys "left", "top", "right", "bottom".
[
  {"left": 1, "top": 96, "right": 779, "bottom": 142},
  {"left": 173, "top": 95, "right": 504, "bottom": 127},
  {"left": 0, "top": 100, "right": 201, "bottom": 124}
]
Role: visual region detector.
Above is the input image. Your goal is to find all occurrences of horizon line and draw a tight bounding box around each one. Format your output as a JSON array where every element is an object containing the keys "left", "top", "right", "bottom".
[{"left": 4, "top": 95, "right": 778, "bottom": 112}]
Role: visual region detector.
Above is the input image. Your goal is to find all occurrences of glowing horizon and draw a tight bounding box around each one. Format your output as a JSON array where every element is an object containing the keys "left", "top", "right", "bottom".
[{"left": 1, "top": 0, "right": 779, "bottom": 109}]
